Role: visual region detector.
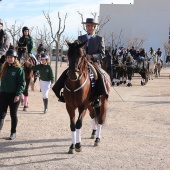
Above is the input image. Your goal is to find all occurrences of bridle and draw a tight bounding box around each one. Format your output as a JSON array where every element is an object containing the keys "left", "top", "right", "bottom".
[
  {"left": 65, "top": 50, "right": 89, "bottom": 93},
  {"left": 67, "top": 48, "right": 86, "bottom": 81}
]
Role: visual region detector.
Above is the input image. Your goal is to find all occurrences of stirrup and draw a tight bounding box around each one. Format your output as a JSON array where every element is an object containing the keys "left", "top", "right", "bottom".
[{"left": 91, "top": 98, "right": 101, "bottom": 107}]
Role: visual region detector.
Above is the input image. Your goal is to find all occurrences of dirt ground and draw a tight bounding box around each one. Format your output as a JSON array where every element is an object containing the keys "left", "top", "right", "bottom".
[{"left": 0, "top": 62, "right": 170, "bottom": 170}]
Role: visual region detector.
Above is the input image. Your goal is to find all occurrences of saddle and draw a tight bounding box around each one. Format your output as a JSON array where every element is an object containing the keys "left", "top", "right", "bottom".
[
  {"left": 88, "top": 62, "right": 98, "bottom": 80},
  {"left": 92, "top": 64, "right": 110, "bottom": 98}
]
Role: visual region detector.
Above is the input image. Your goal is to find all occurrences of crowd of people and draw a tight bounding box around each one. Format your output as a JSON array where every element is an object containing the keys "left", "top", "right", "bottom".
[{"left": 105, "top": 45, "right": 163, "bottom": 79}]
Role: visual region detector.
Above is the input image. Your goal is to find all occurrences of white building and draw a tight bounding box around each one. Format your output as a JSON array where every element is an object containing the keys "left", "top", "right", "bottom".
[{"left": 99, "top": 0, "right": 170, "bottom": 61}]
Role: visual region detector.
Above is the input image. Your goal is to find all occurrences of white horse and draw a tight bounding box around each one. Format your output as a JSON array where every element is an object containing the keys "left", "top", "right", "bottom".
[
  {"left": 154, "top": 55, "right": 163, "bottom": 77},
  {"left": 148, "top": 56, "right": 156, "bottom": 80}
]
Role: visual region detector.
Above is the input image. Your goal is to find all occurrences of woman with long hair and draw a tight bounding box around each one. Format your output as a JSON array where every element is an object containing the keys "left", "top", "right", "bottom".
[{"left": 0, "top": 49, "right": 25, "bottom": 140}]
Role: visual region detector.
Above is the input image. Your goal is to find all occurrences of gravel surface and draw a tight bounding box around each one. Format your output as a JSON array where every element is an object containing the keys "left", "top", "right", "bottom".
[{"left": 0, "top": 62, "right": 170, "bottom": 170}]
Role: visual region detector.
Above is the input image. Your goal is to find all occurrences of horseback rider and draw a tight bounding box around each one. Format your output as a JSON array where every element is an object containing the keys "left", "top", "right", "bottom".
[
  {"left": 0, "top": 19, "right": 10, "bottom": 66},
  {"left": 37, "top": 43, "right": 46, "bottom": 55},
  {"left": 156, "top": 48, "right": 163, "bottom": 65},
  {"left": 111, "top": 48, "right": 119, "bottom": 86},
  {"left": 19, "top": 26, "right": 33, "bottom": 57},
  {"left": 129, "top": 46, "right": 137, "bottom": 59},
  {"left": 18, "top": 26, "right": 37, "bottom": 64},
  {"left": 139, "top": 48, "right": 147, "bottom": 61},
  {"left": 149, "top": 47, "right": 155, "bottom": 60},
  {"left": 52, "top": 18, "right": 108, "bottom": 107}
]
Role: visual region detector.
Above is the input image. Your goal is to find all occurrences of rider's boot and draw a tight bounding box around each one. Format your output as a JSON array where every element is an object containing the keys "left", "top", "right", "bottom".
[
  {"left": 91, "top": 69, "right": 108, "bottom": 107},
  {"left": 52, "top": 69, "right": 68, "bottom": 103},
  {"left": 43, "top": 98, "right": 48, "bottom": 113}
]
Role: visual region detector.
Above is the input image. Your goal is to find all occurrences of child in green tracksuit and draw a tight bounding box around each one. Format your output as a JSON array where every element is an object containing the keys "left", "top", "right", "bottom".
[{"left": 30, "top": 54, "right": 54, "bottom": 113}]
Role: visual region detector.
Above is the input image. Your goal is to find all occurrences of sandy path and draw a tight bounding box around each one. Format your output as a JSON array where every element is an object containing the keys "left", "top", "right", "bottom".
[{"left": 0, "top": 62, "right": 170, "bottom": 170}]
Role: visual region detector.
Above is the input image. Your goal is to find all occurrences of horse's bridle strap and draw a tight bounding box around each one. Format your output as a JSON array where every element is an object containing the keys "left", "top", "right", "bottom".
[{"left": 64, "top": 76, "right": 88, "bottom": 93}]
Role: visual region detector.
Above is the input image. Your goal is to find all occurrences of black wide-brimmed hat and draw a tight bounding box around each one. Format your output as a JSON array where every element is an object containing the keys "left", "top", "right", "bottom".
[{"left": 82, "top": 18, "right": 98, "bottom": 25}]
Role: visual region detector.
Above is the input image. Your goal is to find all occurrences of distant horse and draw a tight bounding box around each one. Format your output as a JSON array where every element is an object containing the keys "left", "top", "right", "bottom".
[
  {"left": 148, "top": 56, "right": 156, "bottom": 80},
  {"left": 63, "top": 40, "right": 111, "bottom": 154},
  {"left": 111, "top": 50, "right": 127, "bottom": 86},
  {"left": 116, "top": 54, "right": 127, "bottom": 85},
  {"left": 16, "top": 40, "right": 36, "bottom": 111},
  {"left": 131, "top": 58, "right": 149, "bottom": 85},
  {"left": 154, "top": 55, "right": 163, "bottom": 77},
  {"left": 125, "top": 53, "right": 134, "bottom": 86}
]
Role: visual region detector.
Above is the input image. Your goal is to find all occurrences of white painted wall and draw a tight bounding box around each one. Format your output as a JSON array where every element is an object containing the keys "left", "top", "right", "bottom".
[{"left": 99, "top": 0, "right": 170, "bottom": 62}]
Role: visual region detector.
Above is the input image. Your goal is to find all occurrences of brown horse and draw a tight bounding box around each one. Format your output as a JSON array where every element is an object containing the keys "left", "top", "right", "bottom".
[
  {"left": 16, "top": 41, "right": 36, "bottom": 111},
  {"left": 64, "top": 40, "right": 111, "bottom": 154}
]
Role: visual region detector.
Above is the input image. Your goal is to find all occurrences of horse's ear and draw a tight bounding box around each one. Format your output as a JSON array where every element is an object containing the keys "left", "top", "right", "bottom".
[
  {"left": 78, "top": 40, "right": 87, "bottom": 48},
  {"left": 66, "top": 40, "right": 71, "bottom": 47}
]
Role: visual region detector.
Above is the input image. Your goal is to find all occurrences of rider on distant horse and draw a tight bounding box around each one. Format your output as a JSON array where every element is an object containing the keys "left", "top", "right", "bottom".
[
  {"left": 149, "top": 47, "right": 155, "bottom": 60},
  {"left": 52, "top": 18, "right": 108, "bottom": 107},
  {"left": 18, "top": 27, "right": 33, "bottom": 58},
  {"left": 138, "top": 48, "right": 147, "bottom": 61},
  {"left": 0, "top": 19, "right": 10, "bottom": 66},
  {"left": 129, "top": 46, "right": 137, "bottom": 59},
  {"left": 156, "top": 48, "right": 163, "bottom": 65},
  {"left": 18, "top": 26, "right": 37, "bottom": 63},
  {"left": 37, "top": 43, "right": 46, "bottom": 55}
]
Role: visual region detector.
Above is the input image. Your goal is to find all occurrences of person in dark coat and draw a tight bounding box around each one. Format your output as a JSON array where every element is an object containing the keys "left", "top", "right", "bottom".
[
  {"left": 0, "top": 19, "right": 10, "bottom": 66},
  {"left": 52, "top": 18, "right": 107, "bottom": 107},
  {"left": 129, "top": 46, "right": 136, "bottom": 59}
]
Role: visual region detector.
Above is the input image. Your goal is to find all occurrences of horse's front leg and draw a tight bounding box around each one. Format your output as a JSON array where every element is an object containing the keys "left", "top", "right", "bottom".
[
  {"left": 75, "top": 107, "right": 87, "bottom": 152},
  {"left": 67, "top": 106, "right": 76, "bottom": 154},
  {"left": 151, "top": 70, "right": 153, "bottom": 80}
]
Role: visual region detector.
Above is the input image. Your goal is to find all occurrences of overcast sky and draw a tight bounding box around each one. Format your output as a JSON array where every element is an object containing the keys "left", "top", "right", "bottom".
[{"left": 0, "top": 0, "right": 134, "bottom": 39}]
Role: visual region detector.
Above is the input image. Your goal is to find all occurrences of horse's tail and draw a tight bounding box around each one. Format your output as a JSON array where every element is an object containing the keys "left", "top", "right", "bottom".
[
  {"left": 94, "top": 97, "right": 107, "bottom": 125},
  {"left": 94, "top": 107, "right": 101, "bottom": 124}
]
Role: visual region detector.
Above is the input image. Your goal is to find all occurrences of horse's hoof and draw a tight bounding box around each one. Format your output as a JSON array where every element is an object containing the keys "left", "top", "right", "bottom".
[
  {"left": 94, "top": 138, "right": 100, "bottom": 146},
  {"left": 112, "top": 82, "right": 115, "bottom": 86},
  {"left": 91, "top": 130, "right": 96, "bottom": 139},
  {"left": 141, "top": 81, "right": 144, "bottom": 86},
  {"left": 123, "top": 81, "right": 126, "bottom": 84},
  {"left": 68, "top": 148, "right": 75, "bottom": 154},
  {"left": 117, "top": 83, "right": 120, "bottom": 86},
  {"left": 127, "top": 83, "right": 132, "bottom": 87},
  {"left": 23, "top": 106, "right": 27, "bottom": 111},
  {"left": 68, "top": 144, "right": 75, "bottom": 154},
  {"left": 75, "top": 143, "right": 82, "bottom": 152}
]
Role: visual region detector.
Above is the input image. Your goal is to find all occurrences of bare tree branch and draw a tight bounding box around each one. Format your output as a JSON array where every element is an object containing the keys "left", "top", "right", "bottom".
[
  {"left": 43, "top": 10, "right": 67, "bottom": 80},
  {"left": 4, "top": 20, "right": 23, "bottom": 46}
]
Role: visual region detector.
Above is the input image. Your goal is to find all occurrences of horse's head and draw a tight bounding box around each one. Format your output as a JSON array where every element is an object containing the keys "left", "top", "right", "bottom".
[
  {"left": 17, "top": 40, "right": 27, "bottom": 58},
  {"left": 66, "top": 40, "right": 87, "bottom": 81}
]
